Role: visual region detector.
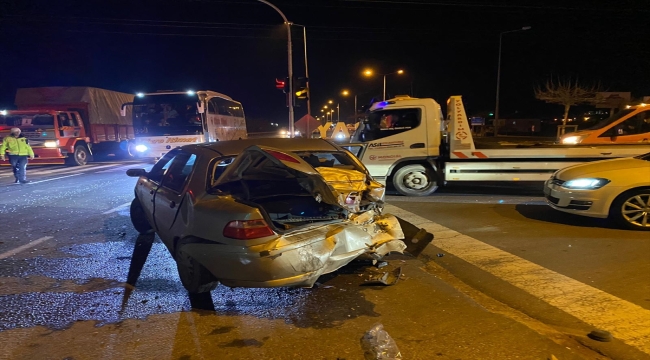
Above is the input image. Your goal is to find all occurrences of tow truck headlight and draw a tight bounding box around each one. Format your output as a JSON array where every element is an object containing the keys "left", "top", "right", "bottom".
[
  {"left": 135, "top": 144, "right": 148, "bottom": 152},
  {"left": 561, "top": 178, "right": 610, "bottom": 190},
  {"left": 561, "top": 135, "right": 588, "bottom": 145},
  {"left": 44, "top": 140, "right": 59, "bottom": 148}
]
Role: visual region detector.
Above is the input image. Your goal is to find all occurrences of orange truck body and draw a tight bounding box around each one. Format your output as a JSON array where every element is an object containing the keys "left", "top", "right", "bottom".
[{"left": 0, "top": 87, "right": 135, "bottom": 165}]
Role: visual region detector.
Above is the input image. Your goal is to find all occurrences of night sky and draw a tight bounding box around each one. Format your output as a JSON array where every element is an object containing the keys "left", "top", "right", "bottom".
[{"left": 1, "top": 0, "right": 648, "bottom": 131}]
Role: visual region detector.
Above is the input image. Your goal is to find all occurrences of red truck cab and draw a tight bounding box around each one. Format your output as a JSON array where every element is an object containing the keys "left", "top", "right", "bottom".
[{"left": 0, "top": 110, "right": 88, "bottom": 165}]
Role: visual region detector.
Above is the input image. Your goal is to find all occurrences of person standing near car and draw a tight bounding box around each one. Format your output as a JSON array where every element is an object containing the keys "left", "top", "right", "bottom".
[{"left": 1, "top": 127, "right": 35, "bottom": 184}]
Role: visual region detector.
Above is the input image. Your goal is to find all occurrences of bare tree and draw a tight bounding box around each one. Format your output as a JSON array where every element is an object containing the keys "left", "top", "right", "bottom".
[{"left": 535, "top": 77, "right": 602, "bottom": 132}]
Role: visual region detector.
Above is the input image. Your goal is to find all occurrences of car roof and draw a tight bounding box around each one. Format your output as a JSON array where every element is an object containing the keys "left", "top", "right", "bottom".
[{"left": 186, "top": 138, "right": 342, "bottom": 157}]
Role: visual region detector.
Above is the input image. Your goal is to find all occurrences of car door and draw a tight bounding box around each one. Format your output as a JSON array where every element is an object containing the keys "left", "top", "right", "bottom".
[
  {"left": 153, "top": 151, "right": 198, "bottom": 242},
  {"left": 357, "top": 107, "right": 428, "bottom": 178},
  {"left": 134, "top": 150, "right": 179, "bottom": 231}
]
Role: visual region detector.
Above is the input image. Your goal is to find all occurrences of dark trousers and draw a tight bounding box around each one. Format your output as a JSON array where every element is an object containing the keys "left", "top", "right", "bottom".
[{"left": 8, "top": 155, "right": 28, "bottom": 182}]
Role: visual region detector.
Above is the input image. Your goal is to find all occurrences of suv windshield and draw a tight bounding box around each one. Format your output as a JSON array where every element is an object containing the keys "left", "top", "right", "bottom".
[{"left": 587, "top": 109, "right": 635, "bottom": 131}]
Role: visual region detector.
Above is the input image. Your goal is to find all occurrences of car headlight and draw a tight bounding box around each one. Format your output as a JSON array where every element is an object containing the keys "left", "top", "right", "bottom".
[
  {"left": 135, "top": 144, "right": 148, "bottom": 152},
  {"left": 561, "top": 178, "right": 610, "bottom": 189},
  {"left": 561, "top": 135, "right": 588, "bottom": 144},
  {"left": 44, "top": 140, "right": 59, "bottom": 148}
]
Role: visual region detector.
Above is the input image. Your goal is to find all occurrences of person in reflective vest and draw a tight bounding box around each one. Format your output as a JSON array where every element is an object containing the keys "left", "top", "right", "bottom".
[{"left": 1, "top": 128, "right": 35, "bottom": 184}]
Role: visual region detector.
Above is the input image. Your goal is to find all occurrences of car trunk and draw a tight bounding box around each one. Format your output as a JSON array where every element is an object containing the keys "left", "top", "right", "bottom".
[{"left": 212, "top": 145, "right": 385, "bottom": 232}]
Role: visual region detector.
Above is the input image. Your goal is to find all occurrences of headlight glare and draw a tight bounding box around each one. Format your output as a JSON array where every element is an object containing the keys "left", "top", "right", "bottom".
[
  {"left": 44, "top": 140, "right": 59, "bottom": 148},
  {"left": 561, "top": 135, "right": 587, "bottom": 144},
  {"left": 135, "top": 144, "right": 148, "bottom": 152},
  {"left": 561, "top": 178, "right": 610, "bottom": 189}
]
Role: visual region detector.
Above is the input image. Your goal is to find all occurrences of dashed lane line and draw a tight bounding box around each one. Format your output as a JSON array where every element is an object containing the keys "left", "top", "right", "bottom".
[
  {"left": 102, "top": 202, "right": 132, "bottom": 215},
  {"left": 26, "top": 174, "right": 82, "bottom": 184},
  {"left": 0, "top": 236, "right": 54, "bottom": 260},
  {"left": 385, "top": 203, "right": 650, "bottom": 355}
]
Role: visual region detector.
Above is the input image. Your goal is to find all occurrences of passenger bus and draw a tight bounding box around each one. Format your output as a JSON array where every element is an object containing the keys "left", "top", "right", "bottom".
[{"left": 122, "top": 90, "right": 247, "bottom": 159}]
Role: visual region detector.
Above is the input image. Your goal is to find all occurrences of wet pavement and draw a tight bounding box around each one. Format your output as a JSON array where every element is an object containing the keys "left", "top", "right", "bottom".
[{"left": 0, "top": 164, "right": 645, "bottom": 359}]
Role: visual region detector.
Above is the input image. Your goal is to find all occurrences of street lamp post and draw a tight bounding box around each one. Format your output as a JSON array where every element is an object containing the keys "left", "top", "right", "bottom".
[
  {"left": 258, "top": 0, "right": 294, "bottom": 137},
  {"left": 494, "top": 26, "right": 531, "bottom": 134},
  {"left": 293, "top": 24, "right": 311, "bottom": 132},
  {"left": 342, "top": 89, "right": 359, "bottom": 122},
  {"left": 364, "top": 69, "right": 404, "bottom": 101}
]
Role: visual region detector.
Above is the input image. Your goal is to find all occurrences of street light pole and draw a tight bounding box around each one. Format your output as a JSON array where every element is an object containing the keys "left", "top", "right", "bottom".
[
  {"left": 494, "top": 26, "right": 531, "bottom": 134},
  {"left": 383, "top": 75, "right": 387, "bottom": 101},
  {"left": 258, "top": 0, "right": 294, "bottom": 137},
  {"left": 293, "top": 24, "right": 311, "bottom": 135}
]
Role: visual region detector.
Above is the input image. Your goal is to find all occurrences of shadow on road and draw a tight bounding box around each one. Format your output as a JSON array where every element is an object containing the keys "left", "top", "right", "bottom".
[{"left": 515, "top": 204, "right": 618, "bottom": 229}]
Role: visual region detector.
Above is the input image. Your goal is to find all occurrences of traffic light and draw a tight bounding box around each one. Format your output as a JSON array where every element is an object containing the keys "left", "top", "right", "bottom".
[
  {"left": 293, "top": 77, "right": 308, "bottom": 105},
  {"left": 275, "top": 78, "right": 289, "bottom": 93},
  {"left": 295, "top": 88, "right": 308, "bottom": 100}
]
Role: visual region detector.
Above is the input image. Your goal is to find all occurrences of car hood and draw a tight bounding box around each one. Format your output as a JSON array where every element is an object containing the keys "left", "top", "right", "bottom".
[
  {"left": 556, "top": 157, "right": 650, "bottom": 180},
  {"left": 213, "top": 145, "right": 385, "bottom": 213}
]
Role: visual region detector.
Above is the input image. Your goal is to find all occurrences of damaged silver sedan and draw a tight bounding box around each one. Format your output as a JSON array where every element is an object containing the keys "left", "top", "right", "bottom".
[{"left": 126, "top": 138, "right": 411, "bottom": 293}]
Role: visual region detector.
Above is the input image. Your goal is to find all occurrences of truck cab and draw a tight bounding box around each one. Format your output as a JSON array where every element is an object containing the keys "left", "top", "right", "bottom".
[
  {"left": 350, "top": 96, "right": 445, "bottom": 196},
  {"left": 560, "top": 104, "right": 650, "bottom": 145},
  {"left": 0, "top": 110, "right": 87, "bottom": 165}
]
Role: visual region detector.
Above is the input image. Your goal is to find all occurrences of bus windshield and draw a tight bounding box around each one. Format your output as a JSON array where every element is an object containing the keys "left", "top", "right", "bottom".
[{"left": 133, "top": 94, "right": 203, "bottom": 136}]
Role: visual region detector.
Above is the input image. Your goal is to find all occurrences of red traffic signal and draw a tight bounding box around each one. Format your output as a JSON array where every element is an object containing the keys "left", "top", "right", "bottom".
[{"left": 275, "top": 78, "right": 287, "bottom": 92}]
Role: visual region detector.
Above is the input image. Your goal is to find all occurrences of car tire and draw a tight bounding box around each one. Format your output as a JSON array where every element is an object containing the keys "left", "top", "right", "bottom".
[
  {"left": 609, "top": 188, "right": 650, "bottom": 231},
  {"left": 392, "top": 164, "right": 438, "bottom": 196},
  {"left": 175, "top": 240, "right": 219, "bottom": 294},
  {"left": 130, "top": 198, "right": 153, "bottom": 234},
  {"left": 67, "top": 145, "right": 90, "bottom": 166}
]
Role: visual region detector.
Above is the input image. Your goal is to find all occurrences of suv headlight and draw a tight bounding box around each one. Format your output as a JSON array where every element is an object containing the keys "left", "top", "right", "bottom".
[
  {"left": 561, "top": 134, "right": 588, "bottom": 144},
  {"left": 561, "top": 178, "right": 610, "bottom": 189}
]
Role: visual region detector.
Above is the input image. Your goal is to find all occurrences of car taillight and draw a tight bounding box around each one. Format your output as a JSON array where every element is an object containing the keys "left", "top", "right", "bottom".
[
  {"left": 223, "top": 219, "right": 275, "bottom": 240},
  {"left": 266, "top": 150, "right": 300, "bottom": 163}
]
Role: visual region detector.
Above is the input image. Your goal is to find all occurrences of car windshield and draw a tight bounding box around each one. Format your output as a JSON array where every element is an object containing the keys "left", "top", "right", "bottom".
[
  {"left": 634, "top": 152, "right": 650, "bottom": 161},
  {"left": 586, "top": 109, "right": 635, "bottom": 130}
]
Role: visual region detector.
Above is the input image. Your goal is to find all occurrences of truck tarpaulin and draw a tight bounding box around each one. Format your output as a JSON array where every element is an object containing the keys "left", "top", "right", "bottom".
[{"left": 15, "top": 87, "right": 134, "bottom": 126}]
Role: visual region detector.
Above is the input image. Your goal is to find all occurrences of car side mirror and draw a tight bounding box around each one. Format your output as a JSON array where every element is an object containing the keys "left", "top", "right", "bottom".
[{"left": 126, "top": 168, "right": 147, "bottom": 177}]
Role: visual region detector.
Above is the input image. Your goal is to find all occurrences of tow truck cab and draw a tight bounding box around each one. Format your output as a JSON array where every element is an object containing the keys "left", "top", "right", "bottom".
[{"left": 350, "top": 96, "right": 446, "bottom": 196}]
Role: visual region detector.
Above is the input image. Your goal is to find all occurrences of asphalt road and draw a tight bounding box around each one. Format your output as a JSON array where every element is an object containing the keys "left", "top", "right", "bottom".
[{"left": 0, "top": 162, "right": 648, "bottom": 360}]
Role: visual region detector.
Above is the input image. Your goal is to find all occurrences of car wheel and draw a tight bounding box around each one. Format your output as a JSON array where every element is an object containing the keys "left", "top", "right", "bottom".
[
  {"left": 392, "top": 164, "right": 438, "bottom": 196},
  {"left": 130, "top": 198, "right": 153, "bottom": 234},
  {"left": 610, "top": 189, "right": 650, "bottom": 231},
  {"left": 67, "top": 145, "right": 90, "bottom": 166},
  {"left": 175, "top": 240, "right": 219, "bottom": 294}
]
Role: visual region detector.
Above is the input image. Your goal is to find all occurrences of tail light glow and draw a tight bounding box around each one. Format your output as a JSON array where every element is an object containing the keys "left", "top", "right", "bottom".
[{"left": 223, "top": 219, "right": 275, "bottom": 240}]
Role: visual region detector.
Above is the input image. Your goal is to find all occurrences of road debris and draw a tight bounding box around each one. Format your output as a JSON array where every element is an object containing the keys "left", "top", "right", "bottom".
[
  {"left": 360, "top": 323, "right": 402, "bottom": 359},
  {"left": 587, "top": 329, "right": 612, "bottom": 342},
  {"left": 362, "top": 267, "right": 402, "bottom": 286}
]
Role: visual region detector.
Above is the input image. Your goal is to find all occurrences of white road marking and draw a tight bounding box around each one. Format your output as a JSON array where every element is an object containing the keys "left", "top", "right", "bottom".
[
  {"left": 26, "top": 174, "right": 82, "bottom": 184},
  {"left": 385, "top": 203, "right": 650, "bottom": 355},
  {"left": 102, "top": 202, "right": 131, "bottom": 215},
  {"left": 0, "top": 236, "right": 54, "bottom": 260}
]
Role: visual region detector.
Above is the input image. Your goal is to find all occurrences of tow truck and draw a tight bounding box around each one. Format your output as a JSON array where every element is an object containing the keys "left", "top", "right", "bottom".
[{"left": 347, "top": 95, "right": 650, "bottom": 196}]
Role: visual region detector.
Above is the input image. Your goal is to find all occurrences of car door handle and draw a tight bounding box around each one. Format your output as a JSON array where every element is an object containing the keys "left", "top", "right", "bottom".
[
  {"left": 410, "top": 143, "right": 425, "bottom": 149},
  {"left": 169, "top": 201, "right": 176, "bottom": 208}
]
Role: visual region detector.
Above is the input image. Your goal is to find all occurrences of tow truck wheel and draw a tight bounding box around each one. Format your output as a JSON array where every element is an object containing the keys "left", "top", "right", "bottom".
[
  {"left": 610, "top": 189, "right": 650, "bottom": 231},
  {"left": 393, "top": 164, "right": 438, "bottom": 196},
  {"left": 130, "top": 198, "right": 153, "bottom": 234},
  {"left": 175, "top": 239, "right": 219, "bottom": 294},
  {"left": 71, "top": 145, "right": 90, "bottom": 166}
]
